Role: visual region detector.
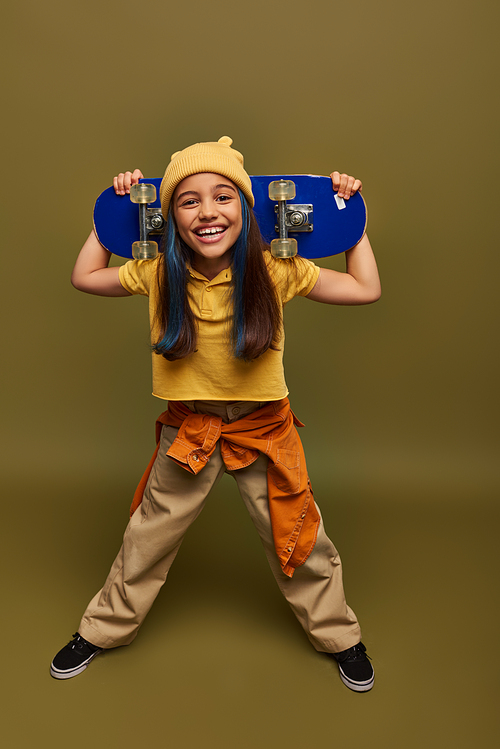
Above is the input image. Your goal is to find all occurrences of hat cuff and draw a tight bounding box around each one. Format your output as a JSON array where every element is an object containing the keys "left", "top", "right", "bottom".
[{"left": 160, "top": 152, "right": 254, "bottom": 217}]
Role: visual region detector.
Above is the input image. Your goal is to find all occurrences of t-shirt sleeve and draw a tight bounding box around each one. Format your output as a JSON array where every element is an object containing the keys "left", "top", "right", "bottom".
[
  {"left": 265, "top": 253, "right": 321, "bottom": 305},
  {"left": 119, "top": 257, "right": 158, "bottom": 296}
]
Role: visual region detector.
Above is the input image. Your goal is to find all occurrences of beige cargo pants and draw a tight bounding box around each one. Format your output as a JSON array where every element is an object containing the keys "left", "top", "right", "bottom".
[{"left": 79, "top": 401, "right": 361, "bottom": 654}]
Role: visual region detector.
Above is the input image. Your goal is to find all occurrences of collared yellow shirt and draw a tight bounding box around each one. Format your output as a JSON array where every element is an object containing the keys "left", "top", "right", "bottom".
[{"left": 119, "top": 252, "right": 320, "bottom": 401}]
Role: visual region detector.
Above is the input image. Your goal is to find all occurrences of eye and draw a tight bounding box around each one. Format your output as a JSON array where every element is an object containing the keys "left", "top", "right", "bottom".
[
  {"left": 180, "top": 198, "right": 198, "bottom": 207},
  {"left": 216, "top": 193, "right": 232, "bottom": 202}
]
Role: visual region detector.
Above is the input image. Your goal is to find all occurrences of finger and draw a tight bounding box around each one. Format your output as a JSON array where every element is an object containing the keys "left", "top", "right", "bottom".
[
  {"left": 131, "top": 168, "right": 144, "bottom": 185},
  {"left": 113, "top": 172, "right": 128, "bottom": 196},
  {"left": 344, "top": 177, "right": 363, "bottom": 199},
  {"left": 338, "top": 173, "right": 362, "bottom": 199},
  {"left": 344, "top": 176, "right": 356, "bottom": 199},
  {"left": 330, "top": 171, "right": 341, "bottom": 191},
  {"left": 123, "top": 170, "right": 144, "bottom": 193},
  {"left": 113, "top": 170, "right": 143, "bottom": 195},
  {"left": 122, "top": 171, "right": 136, "bottom": 194},
  {"left": 338, "top": 173, "right": 349, "bottom": 199}
]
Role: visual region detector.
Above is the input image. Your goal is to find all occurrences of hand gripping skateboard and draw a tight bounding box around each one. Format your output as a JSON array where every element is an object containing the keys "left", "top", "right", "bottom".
[{"left": 93, "top": 175, "right": 367, "bottom": 260}]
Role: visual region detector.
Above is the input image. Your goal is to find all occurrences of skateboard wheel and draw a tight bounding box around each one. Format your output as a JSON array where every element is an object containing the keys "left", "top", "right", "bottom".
[
  {"left": 270, "top": 238, "right": 298, "bottom": 258},
  {"left": 132, "top": 240, "right": 158, "bottom": 260},
  {"left": 130, "top": 183, "right": 157, "bottom": 204},
  {"left": 268, "top": 180, "right": 296, "bottom": 201}
]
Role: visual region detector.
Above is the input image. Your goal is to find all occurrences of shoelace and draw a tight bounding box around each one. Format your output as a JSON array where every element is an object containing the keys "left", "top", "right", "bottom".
[
  {"left": 335, "top": 643, "right": 371, "bottom": 663},
  {"left": 69, "top": 633, "right": 95, "bottom": 651}
]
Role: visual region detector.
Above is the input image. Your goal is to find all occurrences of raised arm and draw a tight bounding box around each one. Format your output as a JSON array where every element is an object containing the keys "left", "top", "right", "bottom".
[
  {"left": 71, "top": 169, "right": 143, "bottom": 296},
  {"left": 71, "top": 230, "right": 130, "bottom": 296},
  {"left": 306, "top": 172, "right": 381, "bottom": 306}
]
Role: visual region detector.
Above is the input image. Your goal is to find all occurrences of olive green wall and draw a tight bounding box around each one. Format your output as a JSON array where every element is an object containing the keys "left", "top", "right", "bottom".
[{"left": 1, "top": 0, "right": 498, "bottom": 746}]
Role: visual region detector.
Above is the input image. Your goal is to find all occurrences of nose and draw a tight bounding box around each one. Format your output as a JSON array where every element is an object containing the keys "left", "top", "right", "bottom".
[{"left": 198, "top": 198, "right": 218, "bottom": 220}]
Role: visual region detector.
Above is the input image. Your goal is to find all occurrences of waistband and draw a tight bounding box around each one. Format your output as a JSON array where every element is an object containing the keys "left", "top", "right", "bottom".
[{"left": 181, "top": 400, "right": 269, "bottom": 424}]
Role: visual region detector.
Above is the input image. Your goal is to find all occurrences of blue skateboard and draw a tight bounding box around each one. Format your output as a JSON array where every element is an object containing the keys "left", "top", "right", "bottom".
[{"left": 93, "top": 175, "right": 367, "bottom": 260}]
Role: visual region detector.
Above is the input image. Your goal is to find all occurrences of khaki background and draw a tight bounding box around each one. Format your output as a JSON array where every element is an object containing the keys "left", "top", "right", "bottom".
[{"left": 1, "top": 0, "right": 498, "bottom": 746}]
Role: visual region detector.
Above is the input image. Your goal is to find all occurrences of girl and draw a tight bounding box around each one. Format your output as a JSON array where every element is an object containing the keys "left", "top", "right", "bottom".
[{"left": 50, "top": 136, "right": 381, "bottom": 692}]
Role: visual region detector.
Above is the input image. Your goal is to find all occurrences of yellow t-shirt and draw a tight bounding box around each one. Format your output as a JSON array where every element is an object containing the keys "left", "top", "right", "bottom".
[{"left": 119, "top": 252, "right": 320, "bottom": 401}]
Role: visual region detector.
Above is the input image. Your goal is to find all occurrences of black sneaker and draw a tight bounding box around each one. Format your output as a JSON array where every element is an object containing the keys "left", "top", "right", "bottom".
[
  {"left": 331, "top": 642, "right": 374, "bottom": 692},
  {"left": 50, "top": 633, "right": 103, "bottom": 680}
]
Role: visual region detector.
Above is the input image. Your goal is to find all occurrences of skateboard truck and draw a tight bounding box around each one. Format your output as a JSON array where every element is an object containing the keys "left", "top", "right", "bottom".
[
  {"left": 130, "top": 183, "right": 164, "bottom": 259},
  {"left": 268, "top": 180, "right": 313, "bottom": 258}
]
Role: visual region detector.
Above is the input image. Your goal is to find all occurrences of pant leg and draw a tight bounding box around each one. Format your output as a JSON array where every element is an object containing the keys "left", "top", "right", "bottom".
[
  {"left": 229, "top": 453, "right": 361, "bottom": 654},
  {"left": 79, "top": 424, "right": 226, "bottom": 649}
]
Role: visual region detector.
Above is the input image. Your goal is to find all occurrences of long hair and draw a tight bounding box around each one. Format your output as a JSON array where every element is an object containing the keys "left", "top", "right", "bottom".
[{"left": 152, "top": 190, "right": 282, "bottom": 362}]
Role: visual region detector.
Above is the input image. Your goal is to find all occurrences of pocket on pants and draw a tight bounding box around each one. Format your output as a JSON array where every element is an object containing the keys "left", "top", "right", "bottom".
[{"left": 139, "top": 425, "right": 179, "bottom": 524}]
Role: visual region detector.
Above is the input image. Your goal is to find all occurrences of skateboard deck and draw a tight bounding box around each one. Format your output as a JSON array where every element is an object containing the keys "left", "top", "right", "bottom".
[{"left": 93, "top": 175, "right": 367, "bottom": 260}]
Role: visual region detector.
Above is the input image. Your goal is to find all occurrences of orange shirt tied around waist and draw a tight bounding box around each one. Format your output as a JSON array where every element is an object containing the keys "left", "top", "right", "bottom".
[{"left": 130, "top": 398, "right": 320, "bottom": 578}]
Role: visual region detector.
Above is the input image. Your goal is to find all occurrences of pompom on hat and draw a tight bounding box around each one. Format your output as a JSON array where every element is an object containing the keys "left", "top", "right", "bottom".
[{"left": 159, "top": 136, "right": 254, "bottom": 218}]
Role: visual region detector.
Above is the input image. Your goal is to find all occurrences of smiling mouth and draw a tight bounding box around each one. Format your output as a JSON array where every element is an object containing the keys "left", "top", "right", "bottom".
[{"left": 195, "top": 227, "right": 227, "bottom": 237}]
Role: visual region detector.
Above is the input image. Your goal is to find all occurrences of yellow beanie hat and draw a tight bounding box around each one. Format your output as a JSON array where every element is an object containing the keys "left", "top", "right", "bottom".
[{"left": 159, "top": 135, "right": 254, "bottom": 218}]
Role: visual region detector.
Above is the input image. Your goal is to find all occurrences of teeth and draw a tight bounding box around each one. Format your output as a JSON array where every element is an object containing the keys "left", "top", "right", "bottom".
[{"left": 197, "top": 227, "right": 225, "bottom": 236}]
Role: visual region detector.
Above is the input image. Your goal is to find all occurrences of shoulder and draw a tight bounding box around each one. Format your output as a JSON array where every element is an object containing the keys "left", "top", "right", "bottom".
[
  {"left": 119, "top": 256, "right": 161, "bottom": 296},
  {"left": 264, "top": 251, "right": 321, "bottom": 302}
]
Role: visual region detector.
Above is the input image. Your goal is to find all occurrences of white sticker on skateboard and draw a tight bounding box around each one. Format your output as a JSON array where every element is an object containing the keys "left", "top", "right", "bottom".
[{"left": 334, "top": 194, "right": 346, "bottom": 210}]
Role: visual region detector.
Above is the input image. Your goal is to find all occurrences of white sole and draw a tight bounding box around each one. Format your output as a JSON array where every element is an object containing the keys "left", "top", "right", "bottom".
[
  {"left": 50, "top": 649, "right": 102, "bottom": 680},
  {"left": 338, "top": 668, "right": 375, "bottom": 692}
]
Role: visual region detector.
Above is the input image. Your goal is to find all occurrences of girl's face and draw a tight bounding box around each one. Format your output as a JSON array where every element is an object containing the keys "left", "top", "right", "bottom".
[{"left": 173, "top": 172, "right": 243, "bottom": 276}]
